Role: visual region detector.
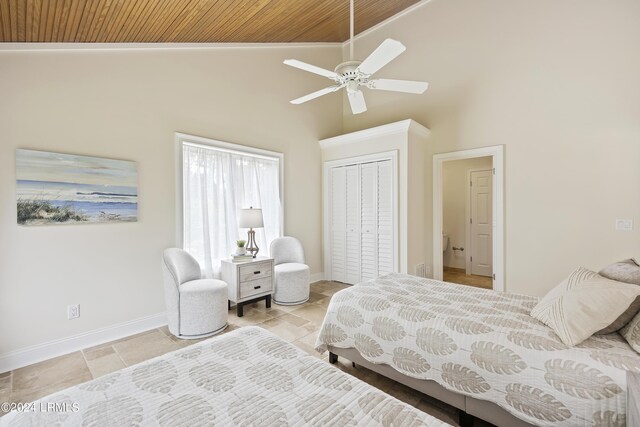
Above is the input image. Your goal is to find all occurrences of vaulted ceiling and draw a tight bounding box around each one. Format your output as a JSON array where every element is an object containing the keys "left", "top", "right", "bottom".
[{"left": 0, "top": 0, "right": 420, "bottom": 43}]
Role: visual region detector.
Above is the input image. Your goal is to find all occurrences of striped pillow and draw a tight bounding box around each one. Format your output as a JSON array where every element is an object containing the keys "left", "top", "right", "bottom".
[{"left": 530, "top": 267, "right": 640, "bottom": 346}]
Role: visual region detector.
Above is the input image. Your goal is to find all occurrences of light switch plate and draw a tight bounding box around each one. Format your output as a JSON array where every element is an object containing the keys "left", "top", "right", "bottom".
[{"left": 616, "top": 219, "right": 633, "bottom": 231}]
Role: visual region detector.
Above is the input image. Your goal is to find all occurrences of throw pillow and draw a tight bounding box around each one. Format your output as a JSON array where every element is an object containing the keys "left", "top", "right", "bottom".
[
  {"left": 621, "top": 310, "right": 640, "bottom": 354},
  {"left": 595, "top": 258, "right": 640, "bottom": 334},
  {"left": 530, "top": 267, "right": 640, "bottom": 346}
]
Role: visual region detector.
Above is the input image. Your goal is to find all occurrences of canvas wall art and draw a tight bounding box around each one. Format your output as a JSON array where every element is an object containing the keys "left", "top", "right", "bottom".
[{"left": 16, "top": 149, "right": 138, "bottom": 225}]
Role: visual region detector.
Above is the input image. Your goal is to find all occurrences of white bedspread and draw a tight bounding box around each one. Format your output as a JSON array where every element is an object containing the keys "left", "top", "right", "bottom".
[
  {"left": 316, "top": 273, "right": 640, "bottom": 426},
  {"left": 2, "top": 326, "right": 449, "bottom": 427}
]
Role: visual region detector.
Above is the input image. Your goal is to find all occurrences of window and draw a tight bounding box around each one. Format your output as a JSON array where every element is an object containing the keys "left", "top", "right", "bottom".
[{"left": 177, "top": 134, "right": 283, "bottom": 278}]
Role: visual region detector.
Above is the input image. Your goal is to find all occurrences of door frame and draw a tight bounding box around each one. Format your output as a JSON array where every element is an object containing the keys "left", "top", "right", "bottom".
[
  {"left": 323, "top": 150, "right": 399, "bottom": 282},
  {"left": 466, "top": 167, "right": 493, "bottom": 276},
  {"left": 433, "top": 145, "right": 504, "bottom": 291}
]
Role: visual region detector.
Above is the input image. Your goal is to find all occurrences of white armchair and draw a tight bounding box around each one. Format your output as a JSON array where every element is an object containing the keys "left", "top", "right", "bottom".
[
  {"left": 162, "top": 248, "right": 228, "bottom": 339},
  {"left": 270, "top": 237, "right": 310, "bottom": 305}
]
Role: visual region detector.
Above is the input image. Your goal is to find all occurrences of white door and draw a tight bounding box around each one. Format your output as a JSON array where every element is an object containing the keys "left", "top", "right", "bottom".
[
  {"left": 360, "top": 162, "right": 378, "bottom": 281},
  {"left": 330, "top": 167, "right": 347, "bottom": 283},
  {"left": 469, "top": 170, "right": 493, "bottom": 277},
  {"left": 345, "top": 165, "right": 361, "bottom": 284},
  {"left": 377, "top": 160, "right": 394, "bottom": 276}
]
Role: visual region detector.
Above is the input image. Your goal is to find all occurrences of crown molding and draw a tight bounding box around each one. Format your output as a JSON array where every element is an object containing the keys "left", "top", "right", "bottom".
[{"left": 319, "top": 119, "right": 430, "bottom": 149}]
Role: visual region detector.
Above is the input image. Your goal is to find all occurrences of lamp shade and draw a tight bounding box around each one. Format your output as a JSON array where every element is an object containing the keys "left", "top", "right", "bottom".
[{"left": 238, "top": 208, "right": 264, "bottom": 228}]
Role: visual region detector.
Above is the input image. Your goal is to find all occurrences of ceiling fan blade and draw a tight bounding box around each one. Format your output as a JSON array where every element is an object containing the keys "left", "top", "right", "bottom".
[
  {"left": 368, "top": 78, "right": 429, "bottom": 94},
  {"left": 290, "top": 85, "right": 342, "bottom": 104},
  {"left": 347, "top": 90, "right": 367, "bottom": 114},
  {"left": 356, "top": 39, "right": 406, "bottom": 76},
  {"left": 283, "top": 59, "right": 339, "bottom": 79}
]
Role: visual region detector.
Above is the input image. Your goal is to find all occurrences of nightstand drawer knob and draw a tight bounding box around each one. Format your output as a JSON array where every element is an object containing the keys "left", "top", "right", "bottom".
[
  {"left": 254, "top": 271, "right": 261, "bottom": 274},
  {"left": 254, "top": 285, "right": 261, "bottom": 290}
]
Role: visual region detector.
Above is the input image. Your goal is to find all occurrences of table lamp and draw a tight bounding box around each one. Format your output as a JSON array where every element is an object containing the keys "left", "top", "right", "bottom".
[{"left": 238, "top": 207, "right": 264, "bottom": 258}]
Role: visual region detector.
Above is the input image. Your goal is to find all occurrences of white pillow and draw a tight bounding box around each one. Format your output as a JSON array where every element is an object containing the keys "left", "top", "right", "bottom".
[{"left": 530, "top": 267, "right": 640, "bottom": 346}]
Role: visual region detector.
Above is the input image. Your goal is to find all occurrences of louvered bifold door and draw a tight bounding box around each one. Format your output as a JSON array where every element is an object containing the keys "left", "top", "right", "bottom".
[
  {"left": 360, "top": 162, "right": 378, "bottom": 281},
  {"left": 377, "top": 160, "right": 394, "bottom": 276},
  {"left": 345, "top": 165, "right": 361, "bottom": 284},
  {"left": 330, "top": 167, "right": 347, "bottom": 283}
]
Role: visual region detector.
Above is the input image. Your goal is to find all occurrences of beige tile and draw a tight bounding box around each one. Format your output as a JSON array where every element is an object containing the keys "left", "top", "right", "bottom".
[
  {"left": 311, "top": 281, "right": 351, "bottom": 296},
  {"left": 260, "top": 318, "right": 314, "bottom": 342},
  {"left": 158, "top": 325, "right": 172, "bottom": 337},
  {"left": 289, "top": 304, "right": 329, "bottom": 326},
  {"left": 270, "top": 302, "right": 305, "bottom": 313},
  {"left": 277, "top": 312, "right": 309, "bottom": 327},
  {"left": 297, "top": 328, "right": 320, "bottom": 348},
  {"left": 83, "top": 345, "right": 116, "bottom": 361},
  {"left": 113, "top": 330, "right": 179, "bottom": 366},
  {"left": 291, "top": 339, "right": 323, "bottom": 358},
  {"left": 307, "top": 291, "right": 327, "bottom": 304},
  {"left": 109, "top": 328, "right": 159, "bottom": 346},
  {"left": 266, "top": 308, "right": 289, "bottom": 318},
  {"left": 12, "top": 352, "right": 91, "bottom": 403},
  {"left": 0, "top": 372, "right": 11, "bottom": 405},
  {"left": 86, "top": 352, "right": 126, "bottom": 379},
  {"left": 228, "top": 306, "right": 275, "bottom": 326},
  {"left": 312, "top": 296, "right": 332, "bottom": 309}
]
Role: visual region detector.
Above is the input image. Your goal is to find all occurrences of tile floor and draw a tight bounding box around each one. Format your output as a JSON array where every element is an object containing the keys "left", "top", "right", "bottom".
[
  {"left": 0, "top": 281, "right": 494, "bottom": 426},
  {"left": 443, "top": 267, "right": 493, "bottom": 289}
]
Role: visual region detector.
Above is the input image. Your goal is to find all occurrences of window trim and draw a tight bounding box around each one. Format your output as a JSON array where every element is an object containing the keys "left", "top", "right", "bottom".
[{"left": 175, "top": 132, "right": 284, "bottom": 249}]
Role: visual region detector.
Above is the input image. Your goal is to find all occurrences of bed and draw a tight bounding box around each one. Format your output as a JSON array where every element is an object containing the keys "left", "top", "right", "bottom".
[
  {"left": 1, "top": 326, "right": 450, "bottom": 427},
  {"left": 315, "top": 273, "right": 640, "bottom": 427}
]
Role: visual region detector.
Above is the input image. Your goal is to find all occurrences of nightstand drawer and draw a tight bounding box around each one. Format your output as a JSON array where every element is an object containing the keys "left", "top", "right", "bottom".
[
  {"left": 239, "top": 262, "right": 272, "bottom": 282},
  {"left": 239, "top": 277, "right": 272, "bottom": 299}
]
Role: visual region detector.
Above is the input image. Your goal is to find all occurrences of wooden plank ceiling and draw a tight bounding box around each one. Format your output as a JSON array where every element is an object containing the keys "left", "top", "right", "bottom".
[{"left": 0, "top": 0, "right": 420, "bottom": 43}]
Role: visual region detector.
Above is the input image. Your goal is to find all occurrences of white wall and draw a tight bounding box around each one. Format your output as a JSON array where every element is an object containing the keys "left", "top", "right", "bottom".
[
  {"left": 343, "top": 0, "right": 640, "bottom": 296},
  {"left": 442, "top": 156, "right": 492, "bottom": 269},
  {"left": 0, "top": 45, "right": 342, "bottom": 356}
]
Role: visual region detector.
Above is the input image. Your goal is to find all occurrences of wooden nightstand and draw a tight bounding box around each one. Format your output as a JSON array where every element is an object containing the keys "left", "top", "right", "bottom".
[
  {"left": 221, "top": 257, "right": 274, "bottom": 317},
  {"left": 629, "top": 371, "right": 640, "bottom": 426}
]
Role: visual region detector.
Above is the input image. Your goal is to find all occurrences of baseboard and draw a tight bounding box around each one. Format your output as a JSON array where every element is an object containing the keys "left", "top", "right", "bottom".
[
  {"left": 310, "top": 272, "right": 325, "bottom": 283},
  {"left": 0, "top": 312, "right": 167, "bottom": 373}
]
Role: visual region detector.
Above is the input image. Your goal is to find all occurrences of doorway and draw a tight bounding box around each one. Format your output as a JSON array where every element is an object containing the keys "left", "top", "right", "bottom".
[{"left": 433, "top": 146, "right": 504, "bottom": 291}]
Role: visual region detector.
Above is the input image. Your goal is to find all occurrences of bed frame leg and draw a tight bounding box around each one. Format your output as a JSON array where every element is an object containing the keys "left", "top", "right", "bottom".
[
  {"left": 459, "top": 411, "right": 474, "bottom": 427},
  {"left": 329, "top": 352, "right": 338, "bottom": 364}
]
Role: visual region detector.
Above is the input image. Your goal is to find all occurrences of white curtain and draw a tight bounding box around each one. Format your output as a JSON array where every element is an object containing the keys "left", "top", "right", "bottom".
[{"left": 182, "top": 144, "right": 282, "bottom": 278}]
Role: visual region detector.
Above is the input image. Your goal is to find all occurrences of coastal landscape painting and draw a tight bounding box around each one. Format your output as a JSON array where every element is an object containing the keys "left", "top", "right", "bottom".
[{"left": 16, "top": 149, "right": 138, "bottom": 225}]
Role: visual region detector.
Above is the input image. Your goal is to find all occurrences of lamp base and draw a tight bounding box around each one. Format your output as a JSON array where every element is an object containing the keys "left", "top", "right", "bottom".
[{"left": 246, "top": 229, "right": 259, "bottom": 258}]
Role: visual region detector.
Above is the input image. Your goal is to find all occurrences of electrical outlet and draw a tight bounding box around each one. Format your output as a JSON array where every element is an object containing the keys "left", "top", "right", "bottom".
[
  {"left": 615, "top": 219, "right": 633, "bottom": 231},
  {"left": 67, "top": 304, "right": 80, "bottom": 320}
]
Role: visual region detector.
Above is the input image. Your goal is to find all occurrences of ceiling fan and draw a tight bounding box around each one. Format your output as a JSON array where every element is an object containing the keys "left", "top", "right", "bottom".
[{"left": 284, "top": 0, "right": 429, "bottom": 115}]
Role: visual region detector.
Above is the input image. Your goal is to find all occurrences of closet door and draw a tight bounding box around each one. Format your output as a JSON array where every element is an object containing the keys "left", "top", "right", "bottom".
[
  {"left": 345, "top": 165, "right": 361, "bottom": 284},
  {"left": 330, "top": 167, "right": 347, "bottom": 283},
  {"left": 360, "top": 162, "right": 378, "bottom": 281},
  {"left": 377, "top": 160, "right": 394, "bottom": 276}
]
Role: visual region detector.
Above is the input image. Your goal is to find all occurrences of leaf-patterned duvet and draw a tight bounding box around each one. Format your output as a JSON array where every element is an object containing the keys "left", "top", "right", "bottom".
[
  {"left": 315, "top": 273, "right": 640, "bottom": 426},
  {"left": 2, "top": 327, "right": 450, "bottom": 427}
]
